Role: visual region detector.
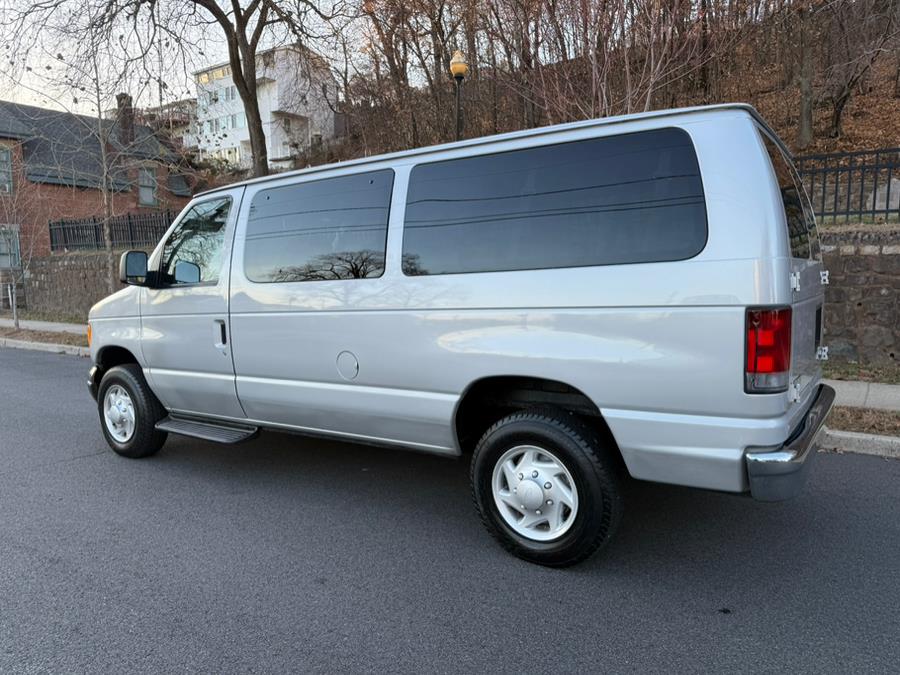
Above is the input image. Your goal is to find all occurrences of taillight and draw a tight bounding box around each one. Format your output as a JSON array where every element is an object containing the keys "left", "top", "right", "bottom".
[{"left": 745, "top": 307, "right": 792, "bottom": 393}]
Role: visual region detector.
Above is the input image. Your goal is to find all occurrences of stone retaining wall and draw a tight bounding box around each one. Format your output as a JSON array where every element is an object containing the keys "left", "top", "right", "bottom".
[
  {"left": 25, "top": 251, "right": 133, "bottom": 320},
  {"left": 821, "top": 229, "right": 899, "bottom": 364}
]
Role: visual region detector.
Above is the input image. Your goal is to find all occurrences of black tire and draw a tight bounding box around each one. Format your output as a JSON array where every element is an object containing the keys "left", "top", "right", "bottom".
[
  {"left": 97, "top": 364, "right": 168, "bottom": 458},
  {"left": 471, "top": 408, "right": 623, "bottom": 567}
]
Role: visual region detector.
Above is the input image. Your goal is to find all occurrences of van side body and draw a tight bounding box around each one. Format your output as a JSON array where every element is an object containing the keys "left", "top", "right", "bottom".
[{"left": 88, "top": 104, "right": 829, "bottom": 503}]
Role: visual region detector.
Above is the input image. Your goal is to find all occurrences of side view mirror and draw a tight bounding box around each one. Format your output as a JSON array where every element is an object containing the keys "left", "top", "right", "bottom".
[
  {"left": 119, "top": 250, "right": 148, "bottom": 286},
  {"left": 174, "top": 260, "right": 201, "bottom": 284}
]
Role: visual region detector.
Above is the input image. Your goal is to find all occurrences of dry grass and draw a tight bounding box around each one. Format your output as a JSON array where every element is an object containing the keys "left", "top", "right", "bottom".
[
  {"left": 823, "top": 359, "right": 900, "bottom": 385},
  {"left": 0, "top": 327, "right": 88, "bottom": 347},
  {"left": 828, "top": 406, "right": 900, "bottom": 437},
  {"left": 0, "top": 309, "right": 86, "bottom": 325}
]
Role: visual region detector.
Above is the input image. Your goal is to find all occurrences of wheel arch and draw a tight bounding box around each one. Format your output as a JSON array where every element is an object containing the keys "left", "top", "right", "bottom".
[
  {"left": 96, "top": 345, "right": 141, "bottom": 371},
  {"left": 453, "top": 375, "right": 623, "bottom": 465},
  {"left": 89, "top": 345, "right": 143, "bottom": 400}
]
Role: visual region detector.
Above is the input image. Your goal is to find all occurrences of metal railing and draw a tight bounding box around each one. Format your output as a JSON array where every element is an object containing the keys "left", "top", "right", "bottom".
[
  {"left": 795, "top": 148, "right": 900, "bottom": 224},
  {"left": 49, "top": 210, "right": 177, "bottom": 252}
]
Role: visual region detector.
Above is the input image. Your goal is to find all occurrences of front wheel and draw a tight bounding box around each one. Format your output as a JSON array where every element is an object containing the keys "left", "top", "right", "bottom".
[
  {"left": 97, "top": 364, "right": 167, "bottom": 458},
  {"left": 471, "top": 409, "right": 623, "bottom": 567}
]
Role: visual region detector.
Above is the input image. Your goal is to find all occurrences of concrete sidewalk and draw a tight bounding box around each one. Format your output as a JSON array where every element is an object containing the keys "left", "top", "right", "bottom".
[
  {"left": 0, "top": 317, "right": 85, "bottom": 335},
  {"left": 825, "top": 379, "right": 900, "bottom": 413}
]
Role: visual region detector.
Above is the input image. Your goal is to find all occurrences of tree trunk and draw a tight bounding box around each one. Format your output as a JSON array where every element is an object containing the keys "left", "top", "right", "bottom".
[
  {"left": 797, "top": 8, "right": 813, "bottom": 150},
  {"left": 700, "top": 0, "right": 710, "bottom": 104},
  {"left": 894, "top": 51, "right": 900, "bottom": 98},
  {"left": 244, "top": 98, "right": 269, "bottom": 177},
  {"left": 829, "top": 94, "right": 849, "bottom": 138},
  {"left": 11, "top": 282, "right": 18, "bottom": 329}
]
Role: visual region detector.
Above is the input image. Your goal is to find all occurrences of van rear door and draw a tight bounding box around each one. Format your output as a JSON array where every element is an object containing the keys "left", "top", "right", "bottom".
[{"left": 758, "top": 130, "right": 825, "bottom": 406}]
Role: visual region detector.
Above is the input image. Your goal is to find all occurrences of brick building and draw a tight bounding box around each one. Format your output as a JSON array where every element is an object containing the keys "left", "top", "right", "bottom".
[{"left": 0, "top": 95, "right": 193, "bottom": 273}]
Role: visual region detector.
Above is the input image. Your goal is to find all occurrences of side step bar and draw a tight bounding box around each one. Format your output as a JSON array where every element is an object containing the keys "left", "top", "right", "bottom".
[{"left": 155, "top": 416, "right": 259, "bottom": 444}]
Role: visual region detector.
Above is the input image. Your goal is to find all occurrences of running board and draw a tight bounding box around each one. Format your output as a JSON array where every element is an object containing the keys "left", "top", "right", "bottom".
[{"left": 155, "top": 416, "right": 259, "bottom": 444}]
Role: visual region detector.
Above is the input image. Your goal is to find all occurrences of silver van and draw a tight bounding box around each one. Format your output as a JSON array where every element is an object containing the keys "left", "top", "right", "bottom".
[{"left": 88, "top": 104, "right": 834, "bottom": 566}]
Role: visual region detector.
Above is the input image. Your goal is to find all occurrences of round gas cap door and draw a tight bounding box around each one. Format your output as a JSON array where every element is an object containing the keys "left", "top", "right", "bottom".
[{"left": 336, "top": 351, "right": 359, "bottom": 381}]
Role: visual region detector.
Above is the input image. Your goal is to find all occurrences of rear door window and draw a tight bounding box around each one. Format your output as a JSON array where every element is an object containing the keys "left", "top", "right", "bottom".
[
  {"left": 758, "top": 131, "right": 820, "bottom": 260},
  {"left": 401, "top": 128, "right": 707, "bottom": 276}
]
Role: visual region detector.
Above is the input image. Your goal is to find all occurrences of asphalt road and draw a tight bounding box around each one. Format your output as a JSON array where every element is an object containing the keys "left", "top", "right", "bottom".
[{"left": 1, "top": 347, "right": 899, "bottom": 673}]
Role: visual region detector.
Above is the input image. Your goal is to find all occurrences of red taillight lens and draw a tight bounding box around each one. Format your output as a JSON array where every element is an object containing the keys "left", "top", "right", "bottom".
[{"left": 745, "top": 307, "right": 792, "bottom": 393}]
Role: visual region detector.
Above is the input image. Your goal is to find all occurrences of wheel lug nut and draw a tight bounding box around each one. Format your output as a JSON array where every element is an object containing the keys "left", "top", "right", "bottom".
[
  {"left": 536, "top": 509, "right": 542, "bottom": 515},
  {"left": 520, "top": 505, "right": 526, "bottom": 510},
  {"left": 546, "top": 499, "right": 553, "bottom": 505},
  {"left": 544, "top": 482, "right": 551, "bottom": 489},
  {"left": 532, "top": 471, "right": 538, "bottom": 478},
  {"left": 513, "top": 487, "right": 517, "bottom": 493},
  {"left": 518, "top": 473, "right": 524, "bottom": 480}
]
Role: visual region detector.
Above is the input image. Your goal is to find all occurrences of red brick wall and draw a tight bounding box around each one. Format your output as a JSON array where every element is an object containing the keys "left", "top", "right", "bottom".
[{"left": 0, "top": 140, "right": 190, "bottom": 259}]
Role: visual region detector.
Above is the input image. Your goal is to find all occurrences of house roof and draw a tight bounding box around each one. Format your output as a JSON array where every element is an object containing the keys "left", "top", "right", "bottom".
[{"left": 0, "top": 100, "right": 184, "bottom": 191}]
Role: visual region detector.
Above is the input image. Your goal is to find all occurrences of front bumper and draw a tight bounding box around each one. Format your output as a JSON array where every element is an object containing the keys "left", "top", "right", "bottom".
[
  {"left": 745, "top": 384, "right": 835, "bottom": 502},
  {"left": 87, "top": 365, "right": 101, "bottom": 401}
]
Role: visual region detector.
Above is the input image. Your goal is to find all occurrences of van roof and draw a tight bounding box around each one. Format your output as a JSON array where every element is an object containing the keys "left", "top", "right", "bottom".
[{"left": 197, "top": 103, "right": 780, "bottom": 197}]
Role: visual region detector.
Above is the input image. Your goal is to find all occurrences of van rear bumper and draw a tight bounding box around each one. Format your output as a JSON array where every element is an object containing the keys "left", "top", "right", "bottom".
[{"left": 745, "top": 384, "right": 835, "bottom": 502}]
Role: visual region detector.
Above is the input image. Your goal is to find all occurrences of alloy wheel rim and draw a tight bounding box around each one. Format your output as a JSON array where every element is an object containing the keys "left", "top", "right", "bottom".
[
  {"left": 491, "top": 445, "right": 579, "bottom": 542},
  {"left": 103, "top": 385, "right": 136, "bottom": 443}
]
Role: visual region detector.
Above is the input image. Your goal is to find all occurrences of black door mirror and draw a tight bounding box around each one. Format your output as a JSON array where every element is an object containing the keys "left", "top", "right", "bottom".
[{"left": 119, "top": 250, "right": 148, "bottom": 285}]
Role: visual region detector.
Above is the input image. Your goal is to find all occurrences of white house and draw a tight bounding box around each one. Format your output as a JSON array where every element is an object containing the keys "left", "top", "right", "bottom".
[{"left": 192, "top": 46, "right": 336, "bottom": 169}]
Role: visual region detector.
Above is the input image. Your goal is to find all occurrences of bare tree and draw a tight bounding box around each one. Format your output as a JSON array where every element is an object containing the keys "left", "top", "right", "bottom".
[
  {"left": 95, "top": 0, "right": 354, "bottom": 177},
  {"left": 796, "top": 2, "right": 815, "bottom": 149},
  {"left": 821, "top": 0, "right": 898, "bottom": 138},
  {"left": 0, "top": 150, "right": 41, "bottom": 327}
]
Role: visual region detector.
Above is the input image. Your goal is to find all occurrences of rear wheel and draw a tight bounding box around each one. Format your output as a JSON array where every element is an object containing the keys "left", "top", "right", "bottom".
[
  {"left": 98, "top": 364, "right": 167, "bottom": 458},
  {"left": 471, "top": 409, "right": 623, "bottom": 567}
]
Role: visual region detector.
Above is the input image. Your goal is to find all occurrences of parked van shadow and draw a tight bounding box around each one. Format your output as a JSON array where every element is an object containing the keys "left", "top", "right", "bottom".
[{"left": 145, "top": 430, "right": 872, "bottom": 593}]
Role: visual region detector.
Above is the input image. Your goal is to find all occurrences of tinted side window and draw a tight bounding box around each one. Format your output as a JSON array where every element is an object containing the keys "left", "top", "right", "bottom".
[
  {"left": 244, "top": 169, "right": 394, "bottom": 282},
  {"left": 160, "top": 197, "right": 232, "bottom": 285},
  {"left": 401, "top": 128, "right": 707, "bottom": 276},
  {"left": 759, "top": 132, "right": 820, "bottom": 260}
]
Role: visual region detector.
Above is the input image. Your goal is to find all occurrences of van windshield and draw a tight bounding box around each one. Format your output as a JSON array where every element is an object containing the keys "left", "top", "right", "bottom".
[{"left": 758, "top": 130, "right": 821, "bottom": 261}]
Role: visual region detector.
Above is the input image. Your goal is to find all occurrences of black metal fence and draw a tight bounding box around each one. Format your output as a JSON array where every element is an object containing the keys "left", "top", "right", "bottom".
[
  {"left": 795, "top": 148, "right": 900, "bottom": 224},
  {"left": 49, "top": 210, "right": 177, "bottom": 252}
]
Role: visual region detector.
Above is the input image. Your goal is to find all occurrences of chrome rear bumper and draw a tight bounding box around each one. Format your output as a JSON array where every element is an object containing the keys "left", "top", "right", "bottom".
[{"left": 745, "top": 384, "right": 835, "bottom": 502}]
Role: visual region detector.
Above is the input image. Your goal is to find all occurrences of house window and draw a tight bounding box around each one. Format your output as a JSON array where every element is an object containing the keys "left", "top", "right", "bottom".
[
  {"left": 0, "top": 148, "right": 12, "bottom": 193},
  {"left": 0, "top": 225, "right": 20, "bottom": 269},
  {"left": 138, "top": 167, "right": 157, "bottom": 206}
]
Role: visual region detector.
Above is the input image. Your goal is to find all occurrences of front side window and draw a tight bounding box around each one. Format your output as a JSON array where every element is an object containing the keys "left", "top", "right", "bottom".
[
  {"left": 160, "top": 197, "right": 232, "bottom": 285},
  {"left": 244, "top": 169, "right": 393, "bottom": 283},
  {"left": 138, "top": 167, "right": 157, "bottom": 206},
  {"left": 759, "top": 131, "right": 820, "bottom": 260},
  {"left": 0, "top": 148, "right": 12, "bottom": 193},
  {"left": 401, "top": 128, "right": 707, "bottom": 276}
]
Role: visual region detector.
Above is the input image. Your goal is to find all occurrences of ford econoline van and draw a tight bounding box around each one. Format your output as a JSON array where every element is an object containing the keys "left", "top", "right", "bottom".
[{"left": 88, "top": 104, "right": 834, "bottom": 566}]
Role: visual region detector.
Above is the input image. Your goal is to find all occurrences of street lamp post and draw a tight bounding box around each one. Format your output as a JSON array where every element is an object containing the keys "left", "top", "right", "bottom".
[{"left": 450, "top": 50, "right": 469, "bottom": 142}]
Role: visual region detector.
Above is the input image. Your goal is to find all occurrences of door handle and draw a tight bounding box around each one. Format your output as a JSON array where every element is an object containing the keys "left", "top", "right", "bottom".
[{"left": 213, "top": 319, "right": 227, "bottom": 350}]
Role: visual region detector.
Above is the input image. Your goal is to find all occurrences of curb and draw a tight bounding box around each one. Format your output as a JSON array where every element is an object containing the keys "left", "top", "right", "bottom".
[
  {"left": 821, "top": 428, "right": 900, "bottom": 460},
  {"left": 0, "top": 338, "right": 89, "bottom": 358}
]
